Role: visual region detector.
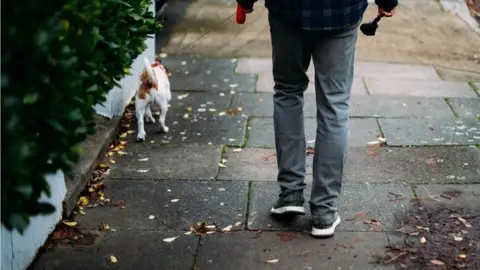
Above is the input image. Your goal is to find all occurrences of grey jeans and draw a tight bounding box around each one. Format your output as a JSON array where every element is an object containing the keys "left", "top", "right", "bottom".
[{"left": 270, "top": 14, "right": 358, "bottom": 226}]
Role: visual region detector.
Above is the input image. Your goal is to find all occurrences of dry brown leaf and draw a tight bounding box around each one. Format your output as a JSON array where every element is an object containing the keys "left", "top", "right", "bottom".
[{"left": 77, "top": 196, "right": 89, "bottom": 206}]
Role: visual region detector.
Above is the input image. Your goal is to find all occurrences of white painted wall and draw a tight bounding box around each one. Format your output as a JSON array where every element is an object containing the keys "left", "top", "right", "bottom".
[{"left": 1, "top": 170, "right": 66, "bottom": 270}]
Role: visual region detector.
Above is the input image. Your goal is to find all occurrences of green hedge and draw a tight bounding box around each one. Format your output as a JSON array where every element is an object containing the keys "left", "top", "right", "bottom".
[{"left": 1, "top": 0, "right": 161, "bottom": 233}]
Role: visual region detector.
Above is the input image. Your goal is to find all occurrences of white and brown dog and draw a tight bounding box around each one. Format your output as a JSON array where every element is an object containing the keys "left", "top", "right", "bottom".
[{"left": 135, "top": 57, "right": 171, "bottom": 142}]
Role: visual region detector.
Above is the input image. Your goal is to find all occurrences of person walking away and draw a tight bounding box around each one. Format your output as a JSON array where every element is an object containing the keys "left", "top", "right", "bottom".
[{"left": 236, "top": 0, "right": 397, "bottom": 237}]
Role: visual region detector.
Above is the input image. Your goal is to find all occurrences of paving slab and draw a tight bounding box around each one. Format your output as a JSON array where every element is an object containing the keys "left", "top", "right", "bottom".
[
  {"left": 141, "top": 113, "right": 247, "bottom": 147},
  {"left": 106, "top": 145, "right": 222, "bottom": 180},
  {"left": 31, "top": 230, "right": 197, "bottom": 270},
  {"left": 195, "top": 232, "right": 394, "bottom": 270},
  {"left": 447, "top": 98, "right": 480, "bottom": 118},
  {"left": 365, "top": 78, "right": 477, "bottom": 98},
  {"left": 379, "top": 118, "right": 480, "bottom": 146},
  {"left": 77, "top": 180, "right": 248, "bottom": 230},
  {"left": 415, "top": 184, "right": 480, "bottom": 210},
  {"left": 231, "top": 93, "right": 455, "bottom": 118},
  {"left": 162, "top": 57, "right": 255, "bottom": 92},
  {"left": 247, "top": 118, "right": 381, "bottom": 148},
  {"left": 222, "top": 146, "right": 480, "bottom": 184},
  {"left": 167, "top": 91, "right": 233, "bottom": 117},
  {"left": 218, "top": 148, "right": 313, "bottom": 181},
  {"left": 236, "top": 58, "right": 441, "bottom": 80},
  {"left": 248, "top": 182, "right": 414, "bottom": 232}
]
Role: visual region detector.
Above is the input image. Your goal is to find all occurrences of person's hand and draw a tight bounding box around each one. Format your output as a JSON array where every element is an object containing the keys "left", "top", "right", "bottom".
[{"left": 378, "top": 7, "right": 396, "bottom": 17}]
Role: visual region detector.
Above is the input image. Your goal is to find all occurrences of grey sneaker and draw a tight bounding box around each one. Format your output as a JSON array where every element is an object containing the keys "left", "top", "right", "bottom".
[
  {"left": 270, "top": 192, "right": 306, "bottom": 215},
  {"left": 311, "top": 215, "right": 341, "bottom": 237}
]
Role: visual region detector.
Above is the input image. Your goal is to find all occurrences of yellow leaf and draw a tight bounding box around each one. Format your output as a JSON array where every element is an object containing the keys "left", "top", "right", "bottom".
[
  {"left": 112, "top": 147, "right": 121, "bottom": 152},
  {"left": 218, "top": 163, "right": 227, "bottom": 168},
  {"left": 99, "top": 163, "right": 107, "bottom": 168},
  {"left": 107, "top": 152, "right": 114, "bottom": 157},
  {"left": 130, "top": 100, "right": 135, "bottom": 105},
  {"left": 120, "top": 141, "right": 128, "bottom": 146},
  {"left": 124, "top": 124, "right": 130, "bottom": 128},
  {"left": 118, "top": 145, "right": 125, "bottom": 150},
  {"left": 88, "top": 187, "right": 95, "bottom": 193},
  {"left": 79, "top": 210, "right": 86, "bottom": 215},
  {"left": 127, "top": 130, "right": 135, "bottom": 134},
  {"left": 119, "top": 133, "right": 128, "bottom": 138},
  {"left": 62, "top": 220, "right": 78, "bottom": 227},
  {"left": 117, "top": 151, "right": 126, "bottom": 156},
  {"left": 98, "top": 191, "right": 104, "bottom": 197},
  {"left": 109, "top": 159, "right": 116, "bottom": 164},
  {"left": 110, "top": 255, "right": 118, "bottom": 263},
  {"left": 100, "top": 196, "right": 105, "bottom": 201},
  {"left": 77, "top": 196, "right": 89, "bottom": 206}
]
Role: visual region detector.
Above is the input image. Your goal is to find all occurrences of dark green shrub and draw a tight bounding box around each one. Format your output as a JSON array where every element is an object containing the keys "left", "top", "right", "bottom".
[{"left": 1, "top": 0, "right": 161, "bottom": 233}]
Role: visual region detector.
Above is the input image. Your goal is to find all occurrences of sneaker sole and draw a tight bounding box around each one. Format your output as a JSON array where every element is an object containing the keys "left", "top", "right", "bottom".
[
  {"left": 311, "top": 216, "right": 341, "bottom": 237},
  {"left": 270, "top": 206, "right": 306, "bottom": 215}
]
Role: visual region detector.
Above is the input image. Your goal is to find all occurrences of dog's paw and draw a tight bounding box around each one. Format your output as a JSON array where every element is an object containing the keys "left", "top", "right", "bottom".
[
  {"left": 157, "top": 126, "right": 169, "bottom": 133},
  {"left": 137, "top": 131, "right": 146, "bottom": 142},
  {"left": 145, "top": 118, "right": 156, "bottom": 124}
]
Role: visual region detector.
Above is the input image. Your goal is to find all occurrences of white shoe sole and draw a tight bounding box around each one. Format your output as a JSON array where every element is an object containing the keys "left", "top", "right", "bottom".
[
  {"left": 270, "top": 206, "right": 306, "bottom": 215},
  {"left": 311, "top": 216, "right": 341, "bottom": 237}
]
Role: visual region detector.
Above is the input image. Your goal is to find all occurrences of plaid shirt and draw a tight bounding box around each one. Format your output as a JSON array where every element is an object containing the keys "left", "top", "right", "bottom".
[{"left": 238, "top": 0, "right": 398, "bottom": 31}]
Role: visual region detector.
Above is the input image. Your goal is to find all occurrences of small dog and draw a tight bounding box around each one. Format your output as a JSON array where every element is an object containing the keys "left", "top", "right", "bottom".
[{"left": 135, "top": 57, "right": 171, "bottom": 142}]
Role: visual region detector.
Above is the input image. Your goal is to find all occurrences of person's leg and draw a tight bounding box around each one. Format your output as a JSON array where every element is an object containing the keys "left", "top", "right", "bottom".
[
  {"left": 310, "top": 24, "right": 359, "bottom": 236},
  {"left": 269, "top": 14, "right": 312, "bottom": 214}
]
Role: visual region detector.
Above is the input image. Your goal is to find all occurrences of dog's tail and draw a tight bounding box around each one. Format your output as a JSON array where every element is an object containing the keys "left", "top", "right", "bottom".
[{"left": 143, "top": 57, "right": 155, "bottom": 83}]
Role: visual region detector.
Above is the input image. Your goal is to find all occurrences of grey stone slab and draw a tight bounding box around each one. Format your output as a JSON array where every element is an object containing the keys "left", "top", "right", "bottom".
[
  {"left": 256, "top": 74, "right": 368, "bottom": 95},
  {"left": 415, "top": 184, "right": 480, "bottom": 210},
  {"left": 163, "top": 57, "right": 255, "bottom": 92},
  {"left": 248, "top": 182, "right": 414, "bottom": 232},
  {"left": 448, "top": 98, "right": 480, "bottom": 118},
  {"left": 365, "top": 78, "right": 478, "bottom": 98},
  {"left": 77, "top": 180, "right": 248, "bottom": 230},
  {"left": 379, "top": 118, "right": 480, "bottom": 146},
  {"left": 231, "top": 93, "right": 455, "bottom": 118},
  {"left": 141, "top": 113, "right": 247, "bottom": 147},
  {"left": 247, "top": 118, "right": 381, "bottom": 148},
  {"left": 167, "top": 91, "right": 233, "bottom": 117},
  {"left": 219, "top": 146, "right": 480, "bottom": 184},
  {"left": 236, "top": 58, "right": 441, "bottom": 80},
  {"left": 344, "top": 146, "right": 480, "bottom": 184},
  {"left": 196, "top": 232, "right": 394, "bottom": 270},
  {"left": 106, "top": 145, "right": 222, "bottom": 180},
  {"left": 31, "top": 230, "right": 197, "bottom": 270}
]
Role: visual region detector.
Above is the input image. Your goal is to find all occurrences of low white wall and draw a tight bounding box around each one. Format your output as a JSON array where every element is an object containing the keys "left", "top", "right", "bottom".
[{"left": 1, "top": 170, "right": 66, "bottom": 270}]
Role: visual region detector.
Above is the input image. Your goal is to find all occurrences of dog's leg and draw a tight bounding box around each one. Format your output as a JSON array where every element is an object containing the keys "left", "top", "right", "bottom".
[
  {"left": 145, "top": 105, "right": 156, "bottom": 124},
  {"left": 135, "top": 99, "right": 147, "bottom": 142},
  {"left": 156, "top": 97, "right": 169, "bottom": 133}
]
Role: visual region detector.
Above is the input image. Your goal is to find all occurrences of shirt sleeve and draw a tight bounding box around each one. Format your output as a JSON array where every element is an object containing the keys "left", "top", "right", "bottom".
[
  {"left": 237, "top": 0, "right": 255, "bottom": 10},
  {"left": 375, "top": 0, "right": 398, "bottom": 11}
]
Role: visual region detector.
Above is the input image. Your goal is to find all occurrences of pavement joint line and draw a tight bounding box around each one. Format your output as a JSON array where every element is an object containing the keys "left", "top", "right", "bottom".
[
  {"left": 444, "top": 98, "right": 459, "bottom": 118},
  {"left": 468, "top": 81, "right": 480, "bottom": 97},
  {"left": 360, "top": 77, "right": 371, "bottom": 96},
  {"left": 245, "top": 181, "right": 253, "bottom": 231},
  {"left": 189, "top": 236, "right": 202, "bottom": 270},
  {"left": 240, "top": 117, "right": 252, "bottom": 148}
]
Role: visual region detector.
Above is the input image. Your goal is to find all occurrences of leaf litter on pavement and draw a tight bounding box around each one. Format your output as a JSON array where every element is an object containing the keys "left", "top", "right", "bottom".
[{"left": 374, "top": 200, "right": 479, "bottom": 269}]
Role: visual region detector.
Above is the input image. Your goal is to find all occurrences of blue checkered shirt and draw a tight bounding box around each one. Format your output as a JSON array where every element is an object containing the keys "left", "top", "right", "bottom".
[{"left": 237, "top": 0, "right": 398, "bottom": 31}]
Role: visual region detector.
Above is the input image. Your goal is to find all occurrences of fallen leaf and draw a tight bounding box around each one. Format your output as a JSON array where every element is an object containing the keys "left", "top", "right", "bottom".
[
  {"left": 107, "top": 152, "right": 114, "bottom": 157},
  {"left": 171, "top": 199, "right": 179, "bottom": 203},
  {"left": 458, "top": 254, "right": 467, "bottom": 259},
  {"left": 266, "top": 259, "right": 279, "bottom": 264},
  {"left": 109, "top": 159, "right": 116, "bottom": 164},
  {"left": 79, "top": 210, "right": 86, "bottom": 215},
  {"left": 218, "top": 163, "right": 227, "bottom": 168},
  {"left": 420, "top": 237, "right": 426, "bottom": 244},
  {"left": 235, "top": 222, "right": 242, "bottom": 226},
  {"left": 77, "top": 196, "right": 89, "bottom": 206},
  {"left": 222, "top": 225, "right": 232, "bottom": 232},
  {"left": 184, "top": 231, "right": 193, "bottom": 235},
  {"left": 186, "top": 106, "right": 192, "bottom": 111},
  {"left": 367, "top": 140, "right": 381, "bottom": 146},
  {"left": 137, "top": 169, "right": 150, "bottom": 173},
  {"left": 148, "top": 215, "right": 155, "bottom": 220},
  {"left": 430, "top": 259, "right": 445, "bottom": 265},
  {"left": 120, "top": 141, "right": 127, "bottom": 146},
  {"left": 138, "top": 158, "right": 149, "bottom": 162},
  {"left": 218, "top": 112, "right": 226, "bottom": 116},
  {"left": 206, "top": 231, "right": 215, "bottom": 234},
  {"left": 232, "top": 148, "right": 242, "bottom": 152},
  {"left": 127, "top": 130, "right": 135, "bottom": 134},
  {"left": 229, "top": 84, "right": 239, "bottom": 88},
  {"left": 454, "top": 236, "right": 463, "bottom": 241},
  {"left": 119, "top": 133, "right": 127, "bottom": 138},
  {"left": 62, "top": 221, "right": 78, "bottom": 227},
  {"left": 99, "top": 163, "right": 107, "bottom": 169},
  {"left": 110, "top": 255, "right": 118, "bottom": 263},
  {"left": 377, "top": 137, "right": 386, "bottom": 143},
  {"left": 457, "top": 216, "right": 472, "bottom": 227},
  {"left": 117, "top": 151, "right": 126, "bottom": 156},
  {"left": 124, "top": 124, "right": 130, "bottom": 128},
  {"left": 162, "top": 236, "right": 178, "bottom": 243},
  {"left": 205, "top": 225, "right": 217, "bottom": 229}
]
